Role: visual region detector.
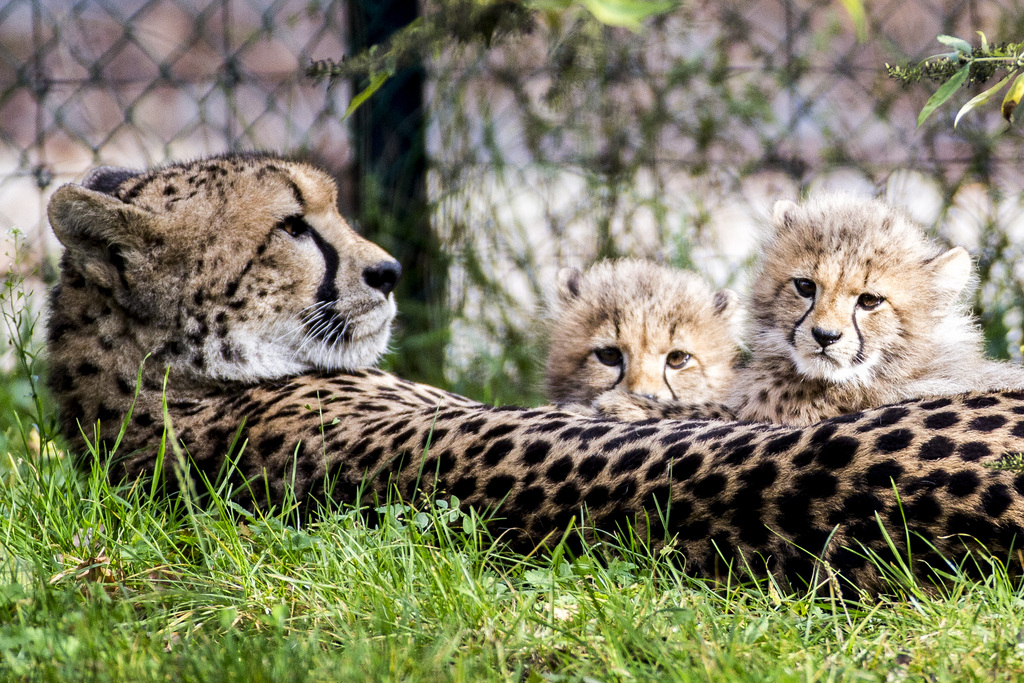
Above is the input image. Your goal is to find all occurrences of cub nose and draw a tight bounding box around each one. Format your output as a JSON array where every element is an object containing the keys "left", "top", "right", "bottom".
[
  {"left": 363, "top": 260, "right": 402, "bottom": 296},
  {"left": 812, "top": 327, "right": 842, "bottom": 348}
]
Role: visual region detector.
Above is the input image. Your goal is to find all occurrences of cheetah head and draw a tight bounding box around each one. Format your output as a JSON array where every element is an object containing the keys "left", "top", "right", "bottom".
[
  {"left": 753, "top": 194, "right": 974, "bottom": 386},
  {"left": 47, "top": 154, "right": 401, "bottom": 382},
  {"left": 546, "top": 259, "right": 740, "bottom": 404}
]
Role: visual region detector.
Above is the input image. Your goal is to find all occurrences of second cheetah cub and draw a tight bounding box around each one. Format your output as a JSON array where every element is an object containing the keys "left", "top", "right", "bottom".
[
  {"left": 732, "top": 193, "right": 1024, "bottom": 425},
  {"left": 546, "top": 259, "right": 741, "bottom": 417}
]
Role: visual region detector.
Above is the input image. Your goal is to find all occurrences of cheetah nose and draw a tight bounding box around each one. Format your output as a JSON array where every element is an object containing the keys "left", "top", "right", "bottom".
[
  {"left": 363, "top": 260, "right": 402, "bottom": 296},
  {"left": 812, "top": 327, "right": 842, "bottom": 348}
]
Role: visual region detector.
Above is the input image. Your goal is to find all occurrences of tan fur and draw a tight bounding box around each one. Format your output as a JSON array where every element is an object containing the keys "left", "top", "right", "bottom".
[
  {"left": 46, "top": 158, "right": 1024, "bottom": 595},
  {"left": 47, "top": 153, "right": 400, "bottom": 448},
  {"left": 546, "top": 259, "right": 740, "bottom": 416},
  {"left": 731, "top": 194, "right": 1024, "bottom": 426}
]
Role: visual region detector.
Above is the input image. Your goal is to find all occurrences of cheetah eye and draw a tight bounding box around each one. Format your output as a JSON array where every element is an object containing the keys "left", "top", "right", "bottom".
[
  {"left": 666, "top": 350, "right": 691, "bottom": 369},
  {"left": 857, "top": 293, "right": 885, "bottom": 310},
  {"left": 793, "top": 278, "right": 816, "bottom": 298},
  {"left": 594, "top": 347, "right": 623, "bottom": 366},
  {"left": 277, "top": 214, "right": 309, "bottom": 237}
]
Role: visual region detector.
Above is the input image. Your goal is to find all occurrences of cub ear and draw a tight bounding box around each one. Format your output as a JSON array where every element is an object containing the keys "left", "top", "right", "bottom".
[
  {"left": 556, "top": 267, "right": 583, "bottom": 301},
  {"left": 712, "top": 288, "right": 739, "bottom": 319},
  {"left": 771, "top": 199, "right": 800, "bottom": 232},
  {"left": 928, "top": 246, "right": 973, "bottom": 304},
  {"left": 48, "top": 184, "right": 152, "bottom": 290}
]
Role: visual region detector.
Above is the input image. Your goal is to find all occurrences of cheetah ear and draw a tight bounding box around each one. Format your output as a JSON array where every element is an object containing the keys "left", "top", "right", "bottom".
[
  {"left": 927, "top": 246, "right": 973, "bottom": 304},
  {"left": 48, "top": 184, "right": 153, "bottom": 290},
  {"left": 556, "top": 267, "right": 583, "bottom": 301},
  {"left": 712, "top": 288, "right": 739, "bottom": 319},
  {"left": 771, "top": 199, "right": 800, "bottom": 232}
]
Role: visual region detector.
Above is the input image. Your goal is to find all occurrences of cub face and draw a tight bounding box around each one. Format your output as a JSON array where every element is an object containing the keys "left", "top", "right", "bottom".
[
  {"left": 47, "top": 154, "right": 401, "bottom": 381},
  {"left": 754, "top": 195, "right": 972, "bottom": 386},
  {"left": 546, "top": 259, "right": 740, "bottom": 404}
]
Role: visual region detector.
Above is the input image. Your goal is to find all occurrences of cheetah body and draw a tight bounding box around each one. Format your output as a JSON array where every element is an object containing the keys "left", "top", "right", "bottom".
[{"left": 45, "top": 157, "right": 1024, "bottom": 594}]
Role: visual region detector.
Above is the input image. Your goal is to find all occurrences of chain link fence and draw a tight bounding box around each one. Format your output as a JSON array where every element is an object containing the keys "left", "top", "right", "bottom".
[{"left": 2, "top": 0, "right": 1024, "bottom": 401}]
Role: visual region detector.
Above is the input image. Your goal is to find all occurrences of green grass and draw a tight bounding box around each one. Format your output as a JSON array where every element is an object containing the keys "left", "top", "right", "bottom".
[
  {"left": 5, "top": 439, "right": 1024, "bottom": 682},
  {"left": 3, "top": 254, "right": 1024, "bottom": 680}
]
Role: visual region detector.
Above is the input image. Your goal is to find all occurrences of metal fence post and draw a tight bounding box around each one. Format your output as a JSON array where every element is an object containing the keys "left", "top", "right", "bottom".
[{"left": 347, "top": 0, "right": 449, "bottom": 385}]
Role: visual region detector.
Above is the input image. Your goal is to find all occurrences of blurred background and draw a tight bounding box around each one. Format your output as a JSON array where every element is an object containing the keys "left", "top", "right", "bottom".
[{"left": 2, "top": 0, "right": 1024, "bottom": 406}]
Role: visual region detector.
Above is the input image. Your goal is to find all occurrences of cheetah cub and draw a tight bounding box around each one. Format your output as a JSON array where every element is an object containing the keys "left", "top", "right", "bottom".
[
  {"left": 546, "top": 259, "right": 741, "bottom": 418},
  {"left": 732, "top": 193, "right": 1024, "bottom": 425}
]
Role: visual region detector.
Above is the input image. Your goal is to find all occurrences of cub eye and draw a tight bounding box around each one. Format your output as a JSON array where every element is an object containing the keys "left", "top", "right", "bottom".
[
  {"left": 594, "top": 347, "right": 623, "bottom": 366},
  {"left": 666, "top": 350, "right": 691, "bottom": 369},
  {"left": 857, "top": 293, "right": 885, "bottom": 310},
  {"left": 277, "top": 215, "right": 309, "bottom": 237},
  {"left": 793, "top": 278, "right": 816, "bottom": 298}
]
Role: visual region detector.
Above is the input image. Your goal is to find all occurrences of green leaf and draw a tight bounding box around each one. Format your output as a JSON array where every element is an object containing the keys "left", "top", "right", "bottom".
[
  {"left": 837, "top": 0, "right": 867, "bottom": 42},
  {"left": 976, "top": 30, "right": 989, "bottom": 53},
  {"left": 917, "top": 64, "right": 970, "bottom": 128},
  {"left": 344, "top": 71, "right": 390, "bottom": 119},
  {"left": 954, "top": 73, "right": 1012, "bottom": 127},
  {"left": 937, "top": 34, "right": 973, "bottom": 54},
  {"left": 1002, "top": 72, "right": 1024, "bottom": 123},
  {"left": 578, "top": 0, "right": 677, "bottom": 31}
]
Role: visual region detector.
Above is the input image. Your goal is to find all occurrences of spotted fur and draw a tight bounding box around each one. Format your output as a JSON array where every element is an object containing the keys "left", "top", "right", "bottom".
[
  {"left": 730, "top": 194, "right": 1024, "bottom": 425},
  {"left": 47, "top": 153, "right": 401, "bottom": 445},
  {"left": 46, "top": 158, "right": 1024, "bottom": 594},
  {"left": 546, "top": 260, "right": 740, "bottom": 419}
]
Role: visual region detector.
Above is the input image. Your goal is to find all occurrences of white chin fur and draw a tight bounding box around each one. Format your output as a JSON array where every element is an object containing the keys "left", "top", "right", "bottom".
[
  {"left": 202, "top": 299, "right": 396, "bottom": 381},
  {"left": 790, "top": 346, "right": 879, "bottom": 386}
]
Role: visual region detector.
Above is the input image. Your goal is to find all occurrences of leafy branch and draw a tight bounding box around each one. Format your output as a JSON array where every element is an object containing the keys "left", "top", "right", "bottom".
[
  {"left": 886, "top": 33, "right": 1024, "bottom": 127},
  {"left": 307, "top": 0, "right": 677, "bottom": 117}
]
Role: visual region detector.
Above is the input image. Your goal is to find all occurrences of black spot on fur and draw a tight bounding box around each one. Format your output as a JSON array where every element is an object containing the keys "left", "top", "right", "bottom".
[
  {"left": 917, "top": 435, "right": 955, "bottom": 460},
  {"left": 577, "top": 455, "right": 608, "bottom": 482},
  {"left": 583, "top": 485, "right": 611, "bottom": 510},
  {"left": 968, "top": 415, "right": 1007, "bottom": 432},
  {"left": 957, "top": 442, "right": 991, "bottom": 461},
  {"left": 865, "top": 460, "right": 904, "bottom": 487},
  {"left": 947, "top": 471, "right": 980, "bottom": 497},
  {"left": 983, "top": 483, "right": 1012, "bottom": 518},
  {"left": 816, "top": 436, "right": 858, "bottom": 469},
  {"left": 691, "top": 473, "right": 726, "bottom": 498},
  {"left": 452, "top": 476, "right": 477, "bottom": 498},
  {"left": 876, "top": 429, "right": 914, "bottom": 453},
  {"left": 578, "top": 425, "right": 613, "bottom": 443},
  {"left": 670, "top": 454, "right": 702, "bottom": 482},
  {"left": 906, "top": 494, "right": 942, "bottom": 523},
  {"left": 482, "top": 438, "right": 515, "bottom": 466},
  {"left": 76, "top": 362, "right": 100, "bottom": 376},
  {"left": 458, "top": 418, "right": 486, "bottom": 435},
  {"left": 965, "top": 395, "right": 1000, "bottom": 409},
  {"left": 259, "top": 433, "right": 286, "bottom": 455},
  {"left": 810, "top": 424, "right": 837, "bottom": 444},
  {"left": 924, "top": 411, "right": 959, "bottom": 430},
  {"left": 724, "top": 444, "right": 756, "bottom": 466},
  {"left": 554, "top": 483, "right": 581, "bottom": 506},
  {"left": 612, "top": 448, "right": 650, "bottom": 474},
  {"left": 521, "top": 440, "right": 551, "bottom": 465},
  {"left": 482, "top": 423, "right": 517, "bottom": 439},
  {"left": 513, "top": 486, "right": 546, "bottom": 512},
  {"left": 877, "top": 406, "right": 910, "bottom": 426},
  {"left": 545, "top": 456, "right": 574, "bottom": 483},
  {"left": 485, "top": 475, "right": 516, "bottom": 500},
  {"left": 763, "top": 432, "right": 801, "bottom": 456},
  {"left": 792, "top": 448, "right": 816, "bottom": 468},
  {"left": 919, "top": 398, "right": 953, "bottom": 410},
  {"left": 644, "top": 459, "right": 667, "bottom": 481}
]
